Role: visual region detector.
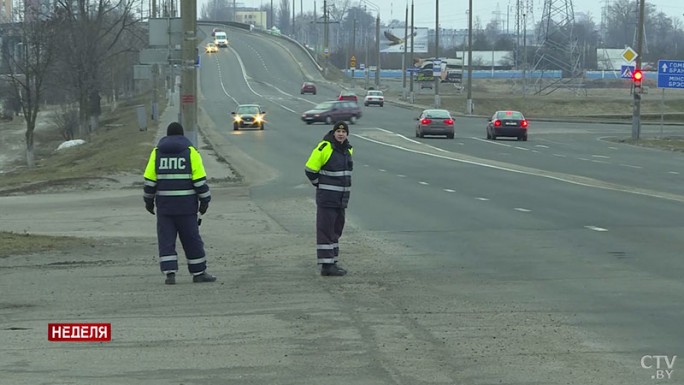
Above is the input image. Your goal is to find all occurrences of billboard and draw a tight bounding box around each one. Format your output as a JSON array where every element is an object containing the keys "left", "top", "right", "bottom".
[{"left": 380, "top": 27, "right": 428, "bottom": 53}]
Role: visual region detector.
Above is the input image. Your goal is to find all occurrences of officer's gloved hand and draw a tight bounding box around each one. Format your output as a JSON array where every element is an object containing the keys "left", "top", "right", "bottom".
[
  {"left": 145, "top": 201, "right": 155, "bottom": 215},
  {"left": 199, "top": 201, "right": 209, "bottom": 215}
]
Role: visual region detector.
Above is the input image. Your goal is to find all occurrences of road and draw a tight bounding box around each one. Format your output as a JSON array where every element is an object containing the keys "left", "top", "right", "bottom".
[
  {"left": 201, "top": 27, "right": 684, "bottom": 382},
  {"left": 1, "top": 26, "right": 681, "bottom": 384}
]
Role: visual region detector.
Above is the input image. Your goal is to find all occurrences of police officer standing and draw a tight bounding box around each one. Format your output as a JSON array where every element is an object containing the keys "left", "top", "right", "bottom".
[
  {"left": 305, "top": 121, "right": 353, "bottom": 276},
  {"left": 143, "top": 122, "right": 217, "bottom": 284}
]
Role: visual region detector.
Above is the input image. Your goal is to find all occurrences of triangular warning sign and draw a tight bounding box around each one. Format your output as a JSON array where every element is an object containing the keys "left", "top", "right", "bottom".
[{"left": 622, "top": 67, "right": 633, "bottom": 78}]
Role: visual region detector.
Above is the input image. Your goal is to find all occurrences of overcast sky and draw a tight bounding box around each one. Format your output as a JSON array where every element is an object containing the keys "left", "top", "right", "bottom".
[{"left": 199, "top": 0, "right": 683, "bottom": 29}]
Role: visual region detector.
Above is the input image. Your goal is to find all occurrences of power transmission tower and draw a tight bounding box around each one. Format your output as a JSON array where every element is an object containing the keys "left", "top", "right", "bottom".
[{"left": 532, "top": 0, "right": 584, "bottom": 95}]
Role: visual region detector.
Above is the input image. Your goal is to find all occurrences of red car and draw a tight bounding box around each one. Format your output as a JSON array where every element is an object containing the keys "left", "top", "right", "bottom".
[
  {"left": 300, "top": 82, "right": 317, "bottom": 95},
  {"left": 338, "top": 91, "right": 358, "bottom": 103}
]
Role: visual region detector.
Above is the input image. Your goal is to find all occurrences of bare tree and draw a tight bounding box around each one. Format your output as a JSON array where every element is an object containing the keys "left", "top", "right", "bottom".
[
  {"left": 278, "top": 0, "right": 291, "bottom": 34},
  {"left": 3, "top": 4, "right": 59, "bottom": 168},
  {"left": 52, "top": 0, "right": 141, "bottom": 138}
]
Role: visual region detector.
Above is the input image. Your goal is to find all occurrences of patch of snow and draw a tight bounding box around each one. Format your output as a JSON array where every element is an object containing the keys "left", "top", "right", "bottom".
[{"left": 56, "top": 139, "right": 86, "bottom": 151}]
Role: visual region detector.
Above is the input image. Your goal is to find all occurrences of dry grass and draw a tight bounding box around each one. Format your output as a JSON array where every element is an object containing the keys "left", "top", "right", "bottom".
[
  {"left": 0, "top": 231, "right": 97, "bottom": 258},
  {"left": 1, "top": 94, "right": 163, "bottom": 191}
]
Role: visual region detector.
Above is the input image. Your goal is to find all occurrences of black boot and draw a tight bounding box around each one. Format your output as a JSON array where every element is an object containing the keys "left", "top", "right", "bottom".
[
  {"left": 193, "top": 272, "right": 217, "bottom": 283},
  {"left": 165, "top": 273, "right": 176, "bottom": 285},
  {"left": 320, "top": 263, "right": 347, "bottom": 276}
]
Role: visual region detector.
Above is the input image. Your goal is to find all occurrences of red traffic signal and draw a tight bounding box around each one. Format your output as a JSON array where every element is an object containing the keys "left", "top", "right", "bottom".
[{"left": 632, "top": 69, "right": 643, "bottom": 82}]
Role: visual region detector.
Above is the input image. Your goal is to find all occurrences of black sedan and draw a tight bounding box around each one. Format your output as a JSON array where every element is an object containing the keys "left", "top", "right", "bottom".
[
  {"left": 231, "top": 104, "right": 266, "bottom": 131},
  {"left": 487, "top": 110, "right": 528, "bottom": 141}
]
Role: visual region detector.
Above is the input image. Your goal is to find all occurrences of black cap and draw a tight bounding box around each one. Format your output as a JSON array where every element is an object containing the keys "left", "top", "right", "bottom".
[
  {"left": 333, "top": 121, "right": 349, "bottom": 134},
  {"left": 167, "top": 122, "right": 184, "bottom": 136}
]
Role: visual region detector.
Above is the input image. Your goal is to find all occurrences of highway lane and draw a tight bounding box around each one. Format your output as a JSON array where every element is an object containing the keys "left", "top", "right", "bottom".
[{"left": 198, "top": 26, "right": 684, "bottom": 383}]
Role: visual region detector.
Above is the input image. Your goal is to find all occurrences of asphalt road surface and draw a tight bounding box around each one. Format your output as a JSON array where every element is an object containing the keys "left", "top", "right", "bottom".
[{"left": 0, "top": 25, "right": 681, "bottom": 384}]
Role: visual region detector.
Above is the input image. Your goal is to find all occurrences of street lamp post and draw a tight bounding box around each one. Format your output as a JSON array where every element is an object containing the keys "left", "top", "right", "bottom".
[
  {"left": 434, "top": 0, "right": 440, "bottom": 108},
  {"left": 362, "top": 0, "right": 381, "bottom": 88}
]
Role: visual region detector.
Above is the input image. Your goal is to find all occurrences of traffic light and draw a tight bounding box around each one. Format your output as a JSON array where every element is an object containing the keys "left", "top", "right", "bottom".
[{"left": 632, "top": 69, "right": 643, "bottom": 92}]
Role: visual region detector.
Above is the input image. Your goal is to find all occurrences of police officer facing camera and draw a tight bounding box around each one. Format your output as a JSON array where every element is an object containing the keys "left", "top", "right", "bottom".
[
  {"left": 305, "top": 121, "right": 354, "bottom": 276},
  {"left": 143, "top": 122, "right": 216, "bottom": 285}
]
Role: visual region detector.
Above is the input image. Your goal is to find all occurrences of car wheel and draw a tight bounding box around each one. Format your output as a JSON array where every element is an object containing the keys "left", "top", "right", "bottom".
[
  {"left": 522, "top": 134, "right": 528, "bottom": 141},
  {"left": 325, "top": 116, "right": 333, "bottom": 124},
  {"left": 447, "top": 133, "right": 454, "bottom": 139},
  {"left": 260, "top": 123, "right": 265, "bottom": 130},
  {"left": 491, "top": 134, "right": 496, "bottom": 140},
  {"left": 233, "top": 123, "right": 239, "bottom": 131},
  {"left": 486, "top": 131, "right": 491, "bottom": 139},
  {"left": 349, "top": 115, "right": 357, "bottom": 124},
  {"left": 313, "top": 91, "right": 316, "bottom": 95},
  {"left": 306, "top": 121, "right": 312, "bottom": 125},
  {"left": 415, "top": 130, "right": 419, "bottom": 138},
  {"left": 380, "top": 103, "right": 384, "bottom": 107},
  {"left": 418, "top": 127, "right": 424, "bottom": 138}
]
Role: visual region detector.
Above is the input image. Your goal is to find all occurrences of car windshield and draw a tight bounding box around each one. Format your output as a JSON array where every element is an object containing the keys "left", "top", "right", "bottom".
[
  {"left": 368, "top": 91, "right": 382, "bottom": 96},
  {"left": 425, "top": 110, "right": 451, "bottom": 119},
  {"left": 314, "top": 102, "right": 335, "bottom": 110},
  {"left": 497, "top": 111, "right": 524, "bottom": 119},
  {"left": 237, "top": 106, "right": 259, "bottom": 114}
]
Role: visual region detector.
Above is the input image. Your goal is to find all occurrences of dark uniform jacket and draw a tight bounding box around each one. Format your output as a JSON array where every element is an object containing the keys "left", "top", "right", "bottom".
[
  {"left": 304, "top": 130, "right": 353, "bottom": 208},
  {"left": 143, "top": 135, "right": 211, "bottom": 215}
]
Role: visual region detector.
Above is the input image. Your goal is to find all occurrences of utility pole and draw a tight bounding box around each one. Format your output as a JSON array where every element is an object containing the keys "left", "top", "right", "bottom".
[
  {"left": 402, "top": 4, "right": 408, "bottom": 98},
  {"left": 352, "top": 18, "right": 357, "bottom": 88},
  {"left": 375, "top": 14, "right": 380, "bottom": 87},
  {"left": 292, "top": 0, "right": 295, "bottom": 37},
  {"left": 152, "top": 0, "right": 158, "bottom": 120},
  {"left": 632, "top": 0, "right": 645, "bottom": 140},
  {"left": 233, "top": 0, "right": 237, "bottom": 22},
  {"left": 270, "top": 0, "right": 273, "bottom": 29},
  {"left": 181, "top": 0, "right": 198, "bottom": 146},
  {"left": 409, "top": 0, "right": 415, "bottom": 103},
  {"left": 434, "top": 0, "right": 440, "bottom": 107},
  {"left": 466, "top": 0, "right": 474, "bottom": 114}
]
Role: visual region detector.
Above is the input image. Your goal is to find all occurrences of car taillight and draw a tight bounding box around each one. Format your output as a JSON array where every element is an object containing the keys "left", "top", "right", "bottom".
[
  {"left": 444, "top": 119, "right": 454, "bottom": 125},
  {"left": 494, "top": 120, "right": 501, "bottom": 127},
  {"left": 421, "top": 118, "right": 431, "bottom": 125},
  {"left": 521, "top": 119, "right": 528, "bottom": 128},
  {"left": 338, "top": 96, "right": 343, "bottom": 100}
]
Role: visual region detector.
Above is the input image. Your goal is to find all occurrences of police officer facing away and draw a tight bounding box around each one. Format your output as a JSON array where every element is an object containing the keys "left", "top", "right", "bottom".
[
  {"left": 305, "top": 121, "right": 354, "bottom": 276},
  {"left": 143, "top": 122, "right": 217, "bottom": 284}
]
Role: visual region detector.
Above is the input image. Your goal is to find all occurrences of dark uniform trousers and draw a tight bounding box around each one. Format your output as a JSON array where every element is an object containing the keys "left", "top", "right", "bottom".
[
  {"left": 316, "top": 206, "right": 345, "bottom": 264},
  {"left": 158, "top": 213, "right": 207, "bottom": 275}
]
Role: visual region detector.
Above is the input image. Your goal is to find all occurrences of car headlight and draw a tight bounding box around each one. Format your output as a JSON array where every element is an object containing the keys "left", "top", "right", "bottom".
[
  {"left": 234, "top": 115, "right": 241, "bottom": 122},
  {"left": 255, "top": 115, "right": 263, "bottom": 122}
]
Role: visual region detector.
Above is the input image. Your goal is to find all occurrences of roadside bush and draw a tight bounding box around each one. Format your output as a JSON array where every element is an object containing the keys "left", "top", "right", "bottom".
[{"left": 51, "top": 105, "right": 79, "bottom": 141}]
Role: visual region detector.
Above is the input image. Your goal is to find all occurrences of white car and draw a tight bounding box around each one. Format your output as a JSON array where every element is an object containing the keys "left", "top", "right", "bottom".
[{"left": 364, "top": 90, "right": 384, "bottom": 107}]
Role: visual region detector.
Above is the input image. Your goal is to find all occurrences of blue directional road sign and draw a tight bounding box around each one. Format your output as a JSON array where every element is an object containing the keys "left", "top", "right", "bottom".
[
  {"left": 620, "top": 65, "right": 635, "bottom": 79},
  {"left": 657, "top": 60, "right": 684, "bottom": 89}
]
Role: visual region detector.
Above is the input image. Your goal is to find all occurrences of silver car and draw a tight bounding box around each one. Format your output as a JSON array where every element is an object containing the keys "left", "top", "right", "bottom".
[{"left": 415, "top": 109, "right": 455, "bottom": 139}]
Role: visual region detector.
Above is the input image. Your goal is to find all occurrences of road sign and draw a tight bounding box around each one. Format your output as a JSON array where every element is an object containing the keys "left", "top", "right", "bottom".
[
  {"left": 657, "top": 60, "right": 684, "bottom": 89},
  {"left": 360, "top": 63, "right": 365, "bottom": 70},
  {"left": 620, "top": 65, "right": 635, "bottom": 79},
  {"left": 350, "top": 55, "right": 356, "bottom": 68},
  {"left": 621, "top": 46, "right": 638, "bottom": 63}
]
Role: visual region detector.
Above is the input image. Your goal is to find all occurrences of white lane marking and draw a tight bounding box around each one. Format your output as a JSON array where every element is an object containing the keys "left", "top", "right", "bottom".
[
  {"left": 228, "top": 45, "right": 297, "bottom": 112},
  {"left": 585, "top": 225, "right": 608, "bottom": 232},
  {"left": 444, "top": 189, "right": 456, "bottom": 193},
  {"left": 668, "top": 171, "right": 679, "bottom": 175},
  {"left": 376, "top": 127, "right": 394, "bottom": 134},
  {"left": 592, "top": 155, "right": 610, "bottom": 159},
  {"left": 514, "top": 146, "right": 529, "bottom": 151},
  {"left": 378, "top": 169, "right": 386, "bottom": 172},
  {"left": 350, "top": 134, "right": 684, "bottom": 203},
  {"left": 397, "top": 174, "right": 407, "bottom": 177},
  {"left": 419, "top": 181, "right": 429, "bottom": 185},
  {"left": 514, "top": 208, "right": 531, "bottom": 212},
  {"left": 620, "top": 164, "right": 642, "bottom": 169},
  {"left": 608, "top": 147, "right": 618, "bottom": 150},
  {"left": 552, "top": 153, "right": 567, "bottom": 157},
  {"left": 475, "top": 197, "right": 489, "bottom": 201},
  {"left": 591, "top": 159, "right": 610, "bottom": 164},
  {"left": 578, "top": 157, "right": 590, "bottom": 161},
  {"left": 535, "top": 144, "right": 549, "bottom": 148}
]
